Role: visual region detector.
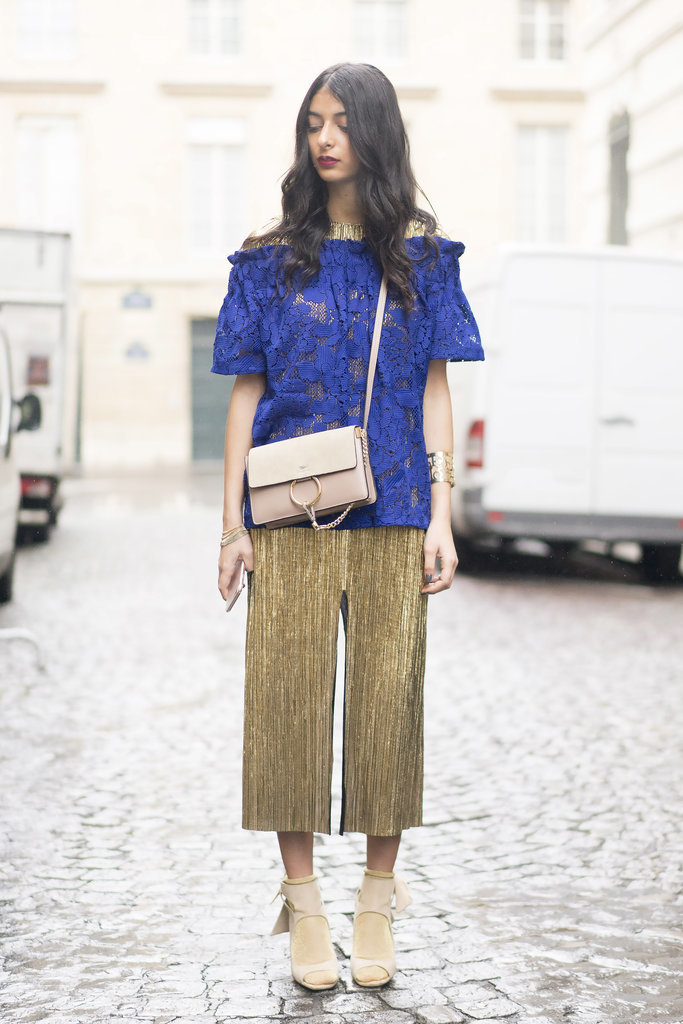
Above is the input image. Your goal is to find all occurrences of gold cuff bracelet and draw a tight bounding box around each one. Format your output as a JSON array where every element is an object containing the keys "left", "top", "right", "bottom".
[{"left": 427, "top": 450, "right": 455, "bottom": 487}]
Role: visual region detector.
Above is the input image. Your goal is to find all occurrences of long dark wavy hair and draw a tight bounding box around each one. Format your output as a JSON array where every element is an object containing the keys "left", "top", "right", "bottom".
[{"left": 250, "top": 63, "right": 438, "bottom": 313}]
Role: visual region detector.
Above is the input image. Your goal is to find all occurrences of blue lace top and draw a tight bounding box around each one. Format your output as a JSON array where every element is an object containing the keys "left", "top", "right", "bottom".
[{"left": 212, "top": 227, "right": 483, "bottom": 529}]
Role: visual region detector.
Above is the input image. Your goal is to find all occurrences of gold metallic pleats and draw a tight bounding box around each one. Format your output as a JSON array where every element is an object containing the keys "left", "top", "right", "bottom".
[{"left": 242, "top": 526, "right": 428, "bottom": 836}]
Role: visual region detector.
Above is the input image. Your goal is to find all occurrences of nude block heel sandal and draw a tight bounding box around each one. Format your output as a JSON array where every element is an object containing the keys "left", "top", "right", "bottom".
[
  {"left": 271, "top": 874, "right": 339, "bottom": 991},
  {"left": 350, "top": 868, "right": 412, "bottom": 987}
]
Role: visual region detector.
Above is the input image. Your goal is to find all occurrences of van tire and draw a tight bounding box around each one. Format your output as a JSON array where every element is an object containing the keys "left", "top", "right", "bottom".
[
  {"left": 0, "top": 550, "right": 15, "bottom": 603},
  {"left": 641, "top": 544, "right": 682, "bottom": 582}
]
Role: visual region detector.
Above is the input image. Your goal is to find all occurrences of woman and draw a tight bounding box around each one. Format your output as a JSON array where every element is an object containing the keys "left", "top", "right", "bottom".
[{"left": 213, "top": 63, "right": 483, "bottom": 991}]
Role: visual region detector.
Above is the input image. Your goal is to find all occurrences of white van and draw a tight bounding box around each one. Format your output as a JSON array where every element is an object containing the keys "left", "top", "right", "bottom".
[
  {"left": 449, "top": 245, "right": 683, "bottom": 580},
  {"left": 0, "top": 330, "right": 41, "bottom": 601}
]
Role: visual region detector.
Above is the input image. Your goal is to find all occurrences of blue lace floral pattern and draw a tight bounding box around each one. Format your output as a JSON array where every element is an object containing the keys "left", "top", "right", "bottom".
[{"left": 212, "top": 236, "right": 483, "bottom": 529}]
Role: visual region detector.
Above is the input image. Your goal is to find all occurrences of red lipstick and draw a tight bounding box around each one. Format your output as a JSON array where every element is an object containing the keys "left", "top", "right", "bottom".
[{"left": 318, "top": 157, "right": 339, "bottom": 167}]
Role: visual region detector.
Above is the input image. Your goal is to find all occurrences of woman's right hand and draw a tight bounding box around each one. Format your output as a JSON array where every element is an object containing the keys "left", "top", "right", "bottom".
[{"left": 218, "top": 533, "right": 255, "bottom": 601}]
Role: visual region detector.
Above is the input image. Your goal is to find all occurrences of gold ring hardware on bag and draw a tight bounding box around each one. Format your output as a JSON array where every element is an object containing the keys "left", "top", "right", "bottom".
[
  {"left": 289, "top": 475, "right": 355, "bottom": 530},
  {"left": 289, "top": 476, "right": 322, "bottom": 511}
]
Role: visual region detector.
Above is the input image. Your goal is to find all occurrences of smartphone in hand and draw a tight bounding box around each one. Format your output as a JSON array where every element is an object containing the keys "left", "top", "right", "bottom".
[{"left": 225, "top": 560, "right": 247, "bottom": 612}]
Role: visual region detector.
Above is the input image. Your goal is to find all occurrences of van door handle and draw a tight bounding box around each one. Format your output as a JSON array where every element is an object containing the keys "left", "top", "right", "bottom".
[{"left": 600, "top": 416, "right": 635, "bottom": 426}]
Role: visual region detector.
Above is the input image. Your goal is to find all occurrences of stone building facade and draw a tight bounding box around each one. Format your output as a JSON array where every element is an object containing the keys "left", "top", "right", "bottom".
[{"left": 0, "top": 0, "right": 679, "bottom": 468}]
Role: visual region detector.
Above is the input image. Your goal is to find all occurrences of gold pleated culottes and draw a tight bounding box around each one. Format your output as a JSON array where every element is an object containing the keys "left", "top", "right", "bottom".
[{"left": 243, "top": 526, "right": 428, "bottom": 836}]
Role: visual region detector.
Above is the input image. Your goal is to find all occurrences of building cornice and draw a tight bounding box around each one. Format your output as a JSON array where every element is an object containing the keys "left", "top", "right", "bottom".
[
  {"left": 160, "top": 82, "right": 272, "bottom": 97},
  {"left": 491, "top": 87, "right": 585, "bottom": 103},
  {"left": 395, "top": 86, "right": 439, "bottom": 101},
  {"left": 0, "top": 79, "right": 105, "bottom": 94}
]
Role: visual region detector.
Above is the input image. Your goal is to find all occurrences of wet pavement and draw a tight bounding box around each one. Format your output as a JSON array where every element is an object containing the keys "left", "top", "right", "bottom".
[{"left": 1, "top": 469, "right": 682, "bottom": 1024}]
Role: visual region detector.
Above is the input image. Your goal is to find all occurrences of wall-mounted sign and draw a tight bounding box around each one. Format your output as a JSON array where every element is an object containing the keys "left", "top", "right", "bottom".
[
  {"left": 125, "top": 340, "right": 150, "bottom": 360},
  {"left": 27, "top": 355, "right": 50, "bottom": 386},
  {"left": 122, "top": 290, "right": 152, "bottom": 309}
]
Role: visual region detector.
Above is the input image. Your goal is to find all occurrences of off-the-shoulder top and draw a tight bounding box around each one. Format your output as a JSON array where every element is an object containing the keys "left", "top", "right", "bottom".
[{"left": 212, "top": 222, "right": 484, "bottom": 530}]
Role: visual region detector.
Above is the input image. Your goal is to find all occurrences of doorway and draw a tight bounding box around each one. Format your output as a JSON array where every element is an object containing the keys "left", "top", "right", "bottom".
[{"left": 191, "top": 317, "right": 234, "bottom": 461}]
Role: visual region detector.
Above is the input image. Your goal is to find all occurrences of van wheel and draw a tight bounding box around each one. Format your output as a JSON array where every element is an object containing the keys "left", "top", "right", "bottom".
[
  {"left": 641, "top": 544, "right": 682, "bottom": 582},
  {"left": 0, "top": 550, "right": 15, "bottom": 604},
  {"left": 550, "top": 542, "right": 574, "bottom": 560}
]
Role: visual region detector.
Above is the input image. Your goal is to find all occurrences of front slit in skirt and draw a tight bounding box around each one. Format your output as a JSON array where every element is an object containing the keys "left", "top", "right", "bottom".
[{"left": 242, "top": 525, "right": 428, "bottom": 836}]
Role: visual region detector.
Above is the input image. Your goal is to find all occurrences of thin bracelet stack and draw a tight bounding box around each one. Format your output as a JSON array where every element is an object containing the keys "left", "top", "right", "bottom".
[
  {"left": 220, "top": 525, "right": 249, "bottom": 548},
  {"left": 427, "top": 450, "right": 455, "bottom": 487}
]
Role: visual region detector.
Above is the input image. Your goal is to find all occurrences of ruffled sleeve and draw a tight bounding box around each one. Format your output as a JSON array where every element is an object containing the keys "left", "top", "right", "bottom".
[
  {"left": 211, "top": 252, "right": 268, "bottom": 375},
  {"left": 429, "top": 240, "right": 484, "bottom": 362}
]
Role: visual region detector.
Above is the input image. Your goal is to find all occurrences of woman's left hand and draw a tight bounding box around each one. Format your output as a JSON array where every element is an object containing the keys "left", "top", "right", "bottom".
[{"left": 421, "top": 520, "right": 458, "bottom": 594}]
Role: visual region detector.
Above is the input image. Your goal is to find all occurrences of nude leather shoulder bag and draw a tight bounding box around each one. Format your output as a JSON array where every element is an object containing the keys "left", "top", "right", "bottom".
[{"left": 246, "top": 276, "right": 388, "bottom": 531}]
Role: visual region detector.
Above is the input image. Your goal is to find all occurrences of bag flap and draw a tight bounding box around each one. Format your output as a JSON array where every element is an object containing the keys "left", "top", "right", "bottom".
[{"left": 247, "top": 425, "right": 360, "bottom": 488}]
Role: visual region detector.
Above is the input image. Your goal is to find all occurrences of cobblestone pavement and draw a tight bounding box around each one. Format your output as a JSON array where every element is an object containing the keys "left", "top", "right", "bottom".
[{"left": 1, "top": 470, "right": 682, "bottom": 1024}]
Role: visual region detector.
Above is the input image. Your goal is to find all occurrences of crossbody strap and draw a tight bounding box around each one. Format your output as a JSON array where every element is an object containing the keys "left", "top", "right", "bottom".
[{"left": 361, "top": 275, "right": 388, "bottom": 432}]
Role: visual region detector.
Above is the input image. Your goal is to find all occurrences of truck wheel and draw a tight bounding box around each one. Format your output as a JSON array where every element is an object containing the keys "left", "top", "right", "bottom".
[
  {"left": 0, "top": 550, "right": 15, "bottom": 603},
  {"left": 17, "top": 523, "right": 50, "bottom": 545},
  {"left": 641, "top": 544, "right": 682, "bottom": 582},
  {"left": 32, "top": 523, "right": 51, "bottom": 544}
]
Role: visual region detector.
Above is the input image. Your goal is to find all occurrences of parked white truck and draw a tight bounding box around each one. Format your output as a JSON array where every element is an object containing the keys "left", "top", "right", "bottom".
[
  {"left": 449, "top": 245, "right": 683, "bottom": 580},
  {"left": 0, "top": 229, "right": 71, "bottom": 542},
  {"left": 0, "top": 329, "right": 41, "bottom": 601}
]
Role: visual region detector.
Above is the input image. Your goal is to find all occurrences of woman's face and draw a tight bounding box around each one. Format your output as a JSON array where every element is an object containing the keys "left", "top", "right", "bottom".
[{"left": 307, "top": 88, "right": 361, "bottom": 189}]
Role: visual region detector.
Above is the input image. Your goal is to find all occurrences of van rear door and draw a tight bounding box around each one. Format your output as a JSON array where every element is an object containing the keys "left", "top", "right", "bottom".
[
  {"left": 484, "top": 251, "right": 598, "bottom": 515},
  {"left": 594, "top": 255, "right": 683, "bottom": 518}
]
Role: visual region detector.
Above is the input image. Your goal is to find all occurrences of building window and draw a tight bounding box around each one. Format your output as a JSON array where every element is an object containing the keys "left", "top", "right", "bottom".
[
  {"left": 187, "top": 118, "right": 246, "bottom": 254},
  {"left": 519, "top": 0, "right": 568, "bottom": 62},
  {"left": 188, "top": 0, "right": 241, "bottom": 57},
  {"left": 354, "top": 0, "right": 407, "bottom": 64},
  {"left": 17, "top": 0, "right": 76, "bottom": 59},
  {"left": 608, "top": 111, "right": 629, "bottom": 245},
  {"left": 516, "top": 124, "right": 569, "bottom": 242},
  {"left": 16, "top": 117, "right": 80, "bottom": 232}
]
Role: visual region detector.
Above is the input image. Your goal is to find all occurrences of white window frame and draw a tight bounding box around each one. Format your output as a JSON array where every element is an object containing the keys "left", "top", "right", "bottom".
[
  {"left": 187, "top": 118, "right": 247, "bottom": 255},
  {"left": 516, "top": 124, "right": 569, "bottom": 243},
  {"left": 353, "top": 0, "right": 407, "bottom": 65},
  {"left": 16, "top": 116, "right": 81, "bottom": 234},
  {"left": 187, "top": 0, "right": 242, "bottom": 58},
  {"left": 519, "top": 0, "right": 569, "bottom": 63},
  {"left": 17, "top": 0, "right": 76, "bottom": 60}
]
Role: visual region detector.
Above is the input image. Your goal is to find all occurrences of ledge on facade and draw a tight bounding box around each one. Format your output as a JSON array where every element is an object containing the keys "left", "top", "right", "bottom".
[
  {"left": 160, "top": 82, "right": 272, "bottom": 97},
  {"left": 395, "top": 85, "right": 438, "bottom": 100},
  {"left": 0, "top": 79, "right": 105, "bottom": 94},
  {"left": 491, "top": 87, "right": 585, "bottom": 103}
]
